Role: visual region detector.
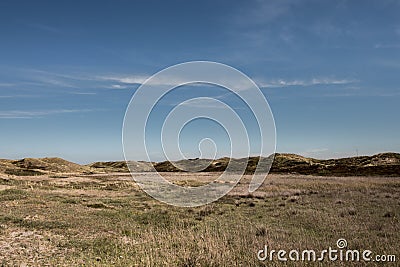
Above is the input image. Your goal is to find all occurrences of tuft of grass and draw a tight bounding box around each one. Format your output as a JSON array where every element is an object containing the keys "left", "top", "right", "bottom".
[
  {"left": 86, "top": 202, "right": 111, "bottom": 209},
  {"left": 0, "top": 188, "right": 28, "bottom": 201},
  {"left": 134, "top": 209, "right": 172, "bottom": 227},
  {"left": 4, "top": 168, "right": 44, "bottom": 176}
]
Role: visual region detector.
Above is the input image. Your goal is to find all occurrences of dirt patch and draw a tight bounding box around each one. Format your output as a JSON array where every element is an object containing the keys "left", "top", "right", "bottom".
[
  {"left": 0, "top": 185, "right": 12, "bottom": 191},
  {"left": 0, "top": 227, "right": 66, "bottom": 265}
]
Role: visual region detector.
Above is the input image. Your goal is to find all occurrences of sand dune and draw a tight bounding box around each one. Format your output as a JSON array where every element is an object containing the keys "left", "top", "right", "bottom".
[{"left": 1, "top": 153, "right": 399, "bottom": 177}]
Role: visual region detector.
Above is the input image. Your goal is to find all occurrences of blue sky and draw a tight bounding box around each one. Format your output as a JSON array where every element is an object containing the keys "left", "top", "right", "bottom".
[{"left": 0, "top": 0, "right": 399, "bottom": 163}]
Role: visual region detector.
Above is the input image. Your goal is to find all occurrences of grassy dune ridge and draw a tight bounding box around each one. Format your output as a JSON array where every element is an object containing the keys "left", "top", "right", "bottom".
[{"left": 1, "top": 152, "right": 399, "bottom": 177}]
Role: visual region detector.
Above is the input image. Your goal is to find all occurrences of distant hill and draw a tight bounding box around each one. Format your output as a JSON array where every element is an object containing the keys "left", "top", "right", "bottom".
[
  {"left": 270, "top": 152, "right": 400, "bottom": 176},
  {"left": 0, "top": 157, "right": 91, "bottom": 176},
  {"left": 153, "top": 152, "right": 400, "bottom": 176},
  {"left": 87, "top": 161, "right": 153, "bottom": 173},
  {"left": 1, "top": 153, "right": 399, "bottom": 176}
]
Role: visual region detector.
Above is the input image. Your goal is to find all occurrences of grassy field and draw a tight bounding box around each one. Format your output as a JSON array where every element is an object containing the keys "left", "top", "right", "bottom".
[{"left": 0, "top": 172, "right": 398, "bottom": 266}]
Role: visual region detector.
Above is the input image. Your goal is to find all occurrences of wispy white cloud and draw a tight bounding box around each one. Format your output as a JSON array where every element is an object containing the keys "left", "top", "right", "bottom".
[
  {"left": 235, "top": 0, "right": 297, "bottom": 25},
  {"left": 310, "top": 87, "right": 400, "bottom": 98},
  {"left": 34, "top": 76, "right": 77, "bottom": 88},
  {"left": 375, "top": 59, "right": 400, "bottom": 68},
  {"left": 9, "top": 67, "right": 256, "bottom": 92},
  {"left": 98, "top": 74, "right": 202, "bottom": 87},
  {"left": 110, "top": 84, "right": 130, "bottom": 89},
  {"left": 0, "top": 109, "right": 93, "bottom": 119},
  {"left": 302, "top": 148, "right": 330, "bottom": 158},
  {"left": 0, "top": 83, "right": 17, "bottom": 87},
  {"left": 176, "top": 99, "right": 227, "bottom": 109},
  {"left": 97, "top": 75, "right": 148, "bottom": 85},
  {"left": 25, "top": 69, "right": 96, "bottom": 82},
  {"left": 306, "top": 148, "right": 329, "bottom": 153},
  {"left": 0, "top": 94, "right": 37, "bottom": 98},
  {"left": 9, "top": 68, "right": 83, "bottom": 89},
  {"left": 259, "top": 77, "right": 357, "bottom": 88},
  {"left": 98, "top": 74, "right": 255, "bottom": 91},
  {"left": 68, "top": 92, "right": 97, "bottom": 95},
  {"left": 6, "top": 67, "right": 358, "bottom": 95},
  {"left": 374, "top": 43, "right": 400, "bottom": 49},
  {"left": 5, "top": 68, "right": 133, "bottom": 91}
]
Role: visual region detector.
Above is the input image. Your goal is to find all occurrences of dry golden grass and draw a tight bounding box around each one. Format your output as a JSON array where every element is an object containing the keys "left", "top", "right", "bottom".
[{"left": 0, "top": 173, "right": 398, "bottom": 266}]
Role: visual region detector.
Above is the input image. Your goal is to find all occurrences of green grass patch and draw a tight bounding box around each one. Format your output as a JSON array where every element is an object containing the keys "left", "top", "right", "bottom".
[{"left": 0, "top": 188, "right": 28, "bottom": 201}]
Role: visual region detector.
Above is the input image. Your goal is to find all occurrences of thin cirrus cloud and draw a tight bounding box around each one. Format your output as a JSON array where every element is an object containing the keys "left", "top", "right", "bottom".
[
  {"left": 374, "top": 43, "right": 400, "bottom": 49},
  {"left": 305, "top": 148, "right": 329, "bottom": 153},
  {"left": 3, "top": 68, "right": 130, "bottom": 90},
  {"left": 0, "top": 109, "right": 94, "bottom": 119},
  {"left": 234, "top": 0, "right": 297, "bottom": 25},
  {"left": 110, "top": 84, "right": 129, "bottom": 89},
  {"left": 0, "top": 83, "right": 17, "bottom": 87},
  {"left": 95, "top": 74, "right": 359, "bottom": 92},
  {"left": 34, "top": 76, "right": 78, "bottom": 88},
  {"left": 171, "top": 98, "right": 231, "bottom": 110},
  {"left": 4, "top": 67, "right": 358, "bottom": 93},
  {"left": 99, "top": 74, "right": 260, "bottom": 92},
  {"left": 97, "top": 75, "right": 148, "bottom": 85},
  {"left": 259, "top": 77, "right": 357, "bottom": 88},
  {"left": 68, "top": 92, "right": 97, "bottom": 95},
  {"left": 98, "top": 74, "right": 209, "bottom": 88},
  {"left": 0, "top": 94, "right": 37, "bottom": 98}
]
